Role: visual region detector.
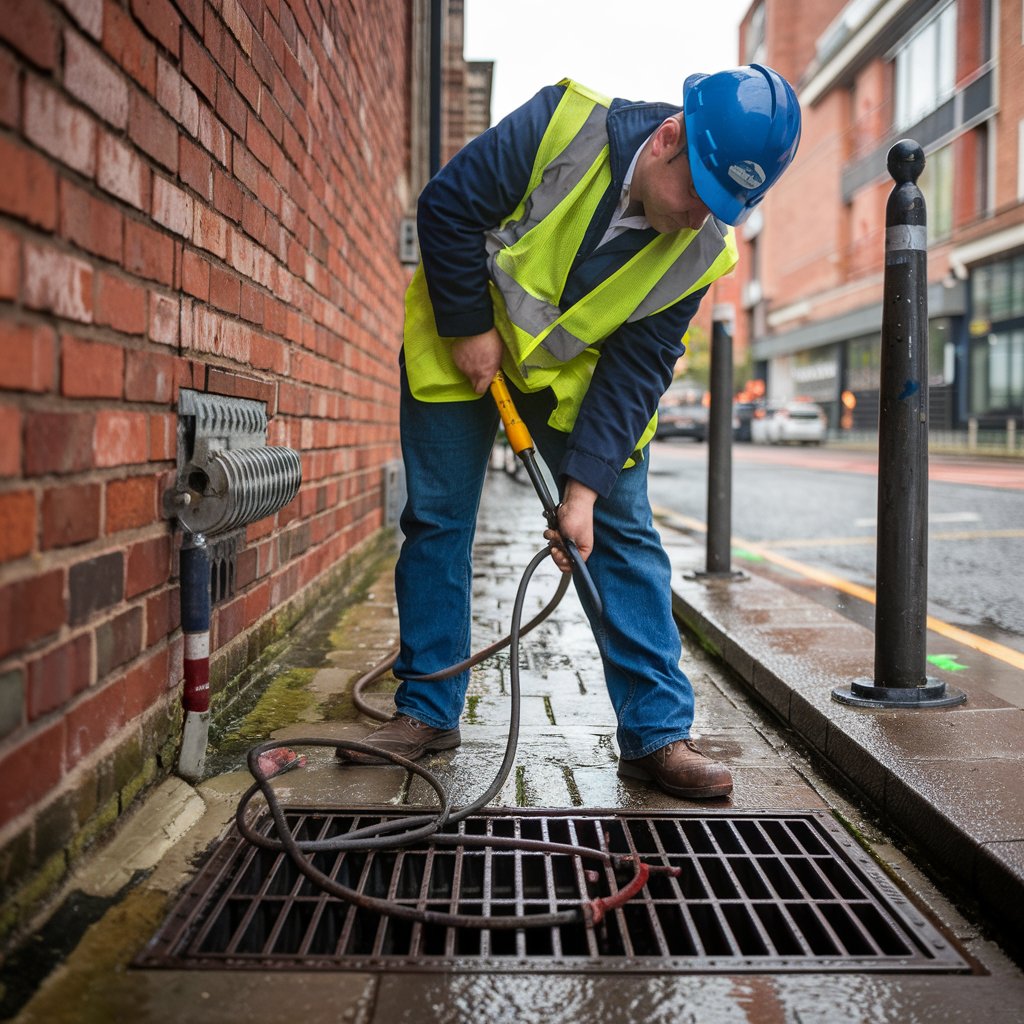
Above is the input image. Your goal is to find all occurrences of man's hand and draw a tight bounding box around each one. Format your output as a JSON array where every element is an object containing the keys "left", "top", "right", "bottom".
[
  {"left": 451, "top": 329, "right": 505, "bottom": 394},
  {"left": 544, "top": 480, "right": 597, "bottom": 573}
]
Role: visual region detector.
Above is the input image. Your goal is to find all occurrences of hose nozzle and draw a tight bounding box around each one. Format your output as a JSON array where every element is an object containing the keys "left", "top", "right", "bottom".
[{"left": 489, "top": 374, "right": 603, "bottom": 621}]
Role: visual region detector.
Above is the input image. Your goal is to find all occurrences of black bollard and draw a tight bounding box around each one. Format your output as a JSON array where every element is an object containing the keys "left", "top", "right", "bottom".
[
  {"left": 833, "top": 140, "right": 965, "bottom": 709},
  {"left": 693, "top": 306, "right": 744, "bottom": 581}
]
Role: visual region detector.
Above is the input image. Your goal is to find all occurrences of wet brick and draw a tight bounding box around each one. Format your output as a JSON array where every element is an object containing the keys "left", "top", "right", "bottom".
[
  {"left": 33, "top": 791, "right": 75, "bottom": 867},
  {"left": 0, "top": 669, "right": 23, "bottom": 739},
  {"left": 95, "top": 607, "right": 144, "bottom": 677},
  {"left": 69, "top": 551, "right": 123, "bottom": 625},
  {"left": 97, "top": 732, "right": 142, "bottom": 807},
  {"left": 0, "top": 827, "right": 31, "bottom": 899}
]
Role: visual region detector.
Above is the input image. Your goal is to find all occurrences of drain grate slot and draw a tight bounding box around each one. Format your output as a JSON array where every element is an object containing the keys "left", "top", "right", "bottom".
[{"left": 135, "top": 809, "right": 970, "bottom": 973}]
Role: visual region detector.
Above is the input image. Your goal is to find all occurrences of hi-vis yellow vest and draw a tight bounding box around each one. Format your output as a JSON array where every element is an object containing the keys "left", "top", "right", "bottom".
[{"left": 404, "top": 79, "right": 738, "bottom": 460}]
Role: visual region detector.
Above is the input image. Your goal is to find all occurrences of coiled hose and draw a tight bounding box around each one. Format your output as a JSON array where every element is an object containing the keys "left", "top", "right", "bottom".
[{"left": 237, "top": 547, "right": 678, "bottom": 931}]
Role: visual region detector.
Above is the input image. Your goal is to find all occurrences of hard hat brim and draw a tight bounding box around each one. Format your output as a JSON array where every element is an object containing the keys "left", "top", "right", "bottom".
[{"left": 682, "top": 72, "right": 709, "bottom": 101}]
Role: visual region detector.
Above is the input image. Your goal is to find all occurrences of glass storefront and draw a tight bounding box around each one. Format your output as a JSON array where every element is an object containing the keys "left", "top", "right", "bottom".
[
  {"left": 790, "top": 347, "right": 840, "bottom": 426},
  {"left": 842, "top": 318, "right": 955, "bottom": 431},
  {"left": 969, "top": 254, "right": 1024, "bottom": 424},
  {"left": 971, "top": 330, "right": 1024, "bottom": 420},
  {"left": 971, "top": 254, "right": 1024, "bottom": 322},
  {"left": 847, "top": 333, "right": 880, "bottom": 392}
]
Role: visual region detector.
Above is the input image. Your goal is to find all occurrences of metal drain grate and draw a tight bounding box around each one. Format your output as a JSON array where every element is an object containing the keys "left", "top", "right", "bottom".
[{"left": 136, "top": 809, "right": 970, "bottom": 973}]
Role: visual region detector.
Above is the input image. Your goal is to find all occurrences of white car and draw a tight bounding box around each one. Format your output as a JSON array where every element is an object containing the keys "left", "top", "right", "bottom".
[{"left": 750, "top": 401, "right": 828, "bottom": 445}]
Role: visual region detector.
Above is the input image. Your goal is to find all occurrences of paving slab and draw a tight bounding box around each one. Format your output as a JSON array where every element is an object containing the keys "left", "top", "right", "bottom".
[{"left": 10, "top": 468, "right": 1024, "bottom": 1024}]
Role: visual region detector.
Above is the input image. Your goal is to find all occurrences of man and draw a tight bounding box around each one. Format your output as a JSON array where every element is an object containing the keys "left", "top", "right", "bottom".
[{"left": 340, "top": 67, "right": 801, "bottom": 799}]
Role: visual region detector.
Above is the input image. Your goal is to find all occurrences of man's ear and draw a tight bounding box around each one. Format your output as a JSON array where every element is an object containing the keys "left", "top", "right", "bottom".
[{"left": 652, "top": 116, "right": 683, "bottom": 159}]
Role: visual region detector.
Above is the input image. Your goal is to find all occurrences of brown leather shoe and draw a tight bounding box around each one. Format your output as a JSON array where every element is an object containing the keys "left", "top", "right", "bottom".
[
  {"left": 618, "top": 739, "right": 733, "bottom": 799},
  {"left": 336, "top": 714, "right": 461, "bottom": 765}
]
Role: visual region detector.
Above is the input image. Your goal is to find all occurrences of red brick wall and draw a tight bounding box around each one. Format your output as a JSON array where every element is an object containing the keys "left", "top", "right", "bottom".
[
  {"left": 719, "top": 0, "right": 845, "bottom": 377},
  {"left": 994, "top": 0, "right": 1024, "bottom": 216},
  {"left": 760, "top": 88, "right": 852, "bottom": 321},
  {"left": 0, "top": 0, "right": 409, "bottom": 922}
]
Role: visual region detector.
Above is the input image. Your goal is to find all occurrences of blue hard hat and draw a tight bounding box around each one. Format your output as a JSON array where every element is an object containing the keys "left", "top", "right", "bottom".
[{"left": 682, "top": 65, "right": 801, "bottom": 226}]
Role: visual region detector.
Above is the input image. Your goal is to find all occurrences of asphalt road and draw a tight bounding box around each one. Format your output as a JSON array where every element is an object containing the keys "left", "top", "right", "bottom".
[{"left": 647, "top": 440, "right": 1024, "bottom": 694}]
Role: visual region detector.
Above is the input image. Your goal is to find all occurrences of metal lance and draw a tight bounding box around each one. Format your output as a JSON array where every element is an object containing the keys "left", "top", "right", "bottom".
[{"left": 833, "top": 140, "right": 965, "bottom": 709}]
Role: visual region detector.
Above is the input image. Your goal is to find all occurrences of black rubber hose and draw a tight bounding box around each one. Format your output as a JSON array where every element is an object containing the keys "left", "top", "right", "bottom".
[
  {"left": 236, "top": 548, "right": 639, "bottom": 930},
  {"left": 237, "top": 544, "right": 676, "bottom": 931},
  {"left": 350, "top": 568, "right": 572, "bottom": 722}
]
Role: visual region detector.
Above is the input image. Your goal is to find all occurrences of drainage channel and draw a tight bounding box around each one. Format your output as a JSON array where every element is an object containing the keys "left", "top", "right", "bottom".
[{"left": 136, "top": 808, "right": 970, "bottom": 974}]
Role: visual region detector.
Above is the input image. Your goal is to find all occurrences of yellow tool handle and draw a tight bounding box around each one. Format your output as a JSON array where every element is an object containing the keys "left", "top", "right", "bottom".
[
  {"left": 489, "top": 372, "right": 534, "bottom": 454},
  {"left": 488, "top": 372, "right": 604, "bottom": 621}
]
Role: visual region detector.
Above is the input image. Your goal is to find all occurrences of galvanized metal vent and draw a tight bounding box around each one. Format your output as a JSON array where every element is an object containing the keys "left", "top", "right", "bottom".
[
  {"left": 166, "top": 390, "right": 301, "bottom": 537},
  {"left": 136, "top": 809, "right": 969, "bottom": 974},
  {"left": 207, "top": 530, "right": 241, "bottom": 605}
]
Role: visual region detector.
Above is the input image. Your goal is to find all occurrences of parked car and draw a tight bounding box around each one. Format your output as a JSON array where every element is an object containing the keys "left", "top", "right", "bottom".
[
  {"left": 750, "top": 400, "right": 828, "bottom": 445},
  {"left": 655, "top": 384, "right": 708, "bottom": 441},
  {"left": 733, "top": 401, "right": 761, "bottom": 442}
]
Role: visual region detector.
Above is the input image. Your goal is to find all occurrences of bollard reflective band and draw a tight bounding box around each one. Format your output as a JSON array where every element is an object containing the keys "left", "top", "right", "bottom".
[{"left": 885, "top": 225, "right": 926, "bottom": 252}]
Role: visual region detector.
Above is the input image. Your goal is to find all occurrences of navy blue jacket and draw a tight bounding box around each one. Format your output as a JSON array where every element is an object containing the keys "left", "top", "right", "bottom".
[{"left": 416, "top": 84, "right": 708, "bottom": 497}]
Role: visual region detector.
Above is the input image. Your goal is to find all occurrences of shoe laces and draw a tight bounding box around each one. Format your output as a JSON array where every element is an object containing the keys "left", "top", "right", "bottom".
[
  {"left": 395, "top": 714, "right": 427, "bottom": 731},
  {"left": 666, "top": 739, "right": 707, "bottom": 759}
]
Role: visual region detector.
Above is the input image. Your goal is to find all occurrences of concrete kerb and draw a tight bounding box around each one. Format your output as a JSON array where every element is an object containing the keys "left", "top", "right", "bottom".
[{"left": 665, "top": 529, "right": 1024, "bottom": 948}]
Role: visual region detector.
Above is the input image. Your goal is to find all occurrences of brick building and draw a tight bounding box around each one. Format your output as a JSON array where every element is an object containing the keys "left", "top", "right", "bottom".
[
  {"left": 441, "top": 0, "right": 491, "bottom": 163},
  {"left": 677, "top": 0, "right": 840, "bottom": 392},
  {"left": 0, "top": 0, "right": 488, "bottom": 945},
  {"left": 737, "top": 0, "right": 1021, "bottom": 437}
]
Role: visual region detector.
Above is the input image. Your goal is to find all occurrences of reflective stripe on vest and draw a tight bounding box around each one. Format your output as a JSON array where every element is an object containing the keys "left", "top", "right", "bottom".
[{"left": 404, "top": 79, "right": 738, "bottom": 461}]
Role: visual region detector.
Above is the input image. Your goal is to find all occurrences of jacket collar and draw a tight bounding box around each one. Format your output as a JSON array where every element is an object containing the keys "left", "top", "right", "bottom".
[
  {"left": 570, "top": 97, "right": 684, "bottom": 272},
  {"left": 606, "top": 99, "right": 683, "bottom": 194}
]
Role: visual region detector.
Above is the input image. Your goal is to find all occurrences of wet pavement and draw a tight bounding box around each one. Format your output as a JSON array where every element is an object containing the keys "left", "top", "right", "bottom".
[
  {"left": 9, "top": 465, "right": 1024, "bottom": 1023},
  {"left": 659, "top": 506, "right": 1024, "bottom": 949}
]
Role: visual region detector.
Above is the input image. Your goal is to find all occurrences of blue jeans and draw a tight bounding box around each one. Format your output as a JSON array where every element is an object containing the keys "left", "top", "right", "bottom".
[{"left": 393, "top": 366, "right": 695, "bottom": 759}]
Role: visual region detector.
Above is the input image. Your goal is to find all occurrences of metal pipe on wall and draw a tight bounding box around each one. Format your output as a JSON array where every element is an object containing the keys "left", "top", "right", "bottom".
[
  {"left": 428, "top": 0, "right": 443, "bottom": 177},
  {"left": 178, "top": 533, "right": 211, "bottom": 781}
]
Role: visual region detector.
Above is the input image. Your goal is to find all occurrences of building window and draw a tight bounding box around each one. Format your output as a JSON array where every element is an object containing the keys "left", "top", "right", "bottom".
[
  {"left": 745, "top": 2, "right": 766, "bottom": 64},
  {"left": 970, "top": 330, "right": 1024, "bottom": 417},
  {"left": 969, "top": 254, "right": 1024, "bottom": 420},
  {"left": 929, "top": 317, "right": 954, "bottom": 386},
  {"left": 919, "top": 143, "right": 953, "bottom": 240},
  {"left": 847, "top": 333, "right": 881, "bottom": 392},
  {"left": 791, "top": 346, "right": 840, "bottom": 408},
  {"left": 894, "top": 2, "right": 957, "bottom": 129},
  {"left": 971, "top": 255, "right": 1024, "bottom": 323}
]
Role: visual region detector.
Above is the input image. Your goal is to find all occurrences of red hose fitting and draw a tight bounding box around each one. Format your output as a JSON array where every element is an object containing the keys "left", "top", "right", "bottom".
[{"left": 586, "top": 861, "right": 650, "bottom": 927}]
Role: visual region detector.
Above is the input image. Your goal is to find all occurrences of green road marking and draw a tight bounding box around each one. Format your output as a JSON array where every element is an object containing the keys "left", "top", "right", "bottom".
[
  {"left": 927, "top": 654, "right": 969, "bottom": 672},
  {"left": 732, "top": 548, "right": 765, "bottom": 562},
  {"left": 652, "top": 502, "right": 1024, "bottom": 674}
]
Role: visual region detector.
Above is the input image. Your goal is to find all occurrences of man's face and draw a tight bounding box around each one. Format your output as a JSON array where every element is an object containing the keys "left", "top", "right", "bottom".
[{"left": 635, "top": 117, "right": 712, "bottom": 234}]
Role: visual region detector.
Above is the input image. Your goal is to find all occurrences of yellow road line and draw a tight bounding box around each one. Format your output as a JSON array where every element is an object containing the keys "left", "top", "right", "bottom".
[{"left": 654, "top": 506, "right": 1024, "bottom": 672}]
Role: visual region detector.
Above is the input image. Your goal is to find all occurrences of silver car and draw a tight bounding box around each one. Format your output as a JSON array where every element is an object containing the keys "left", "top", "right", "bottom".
[{"left": 750, "top": 400, "right": 828, "bottom": 445}]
